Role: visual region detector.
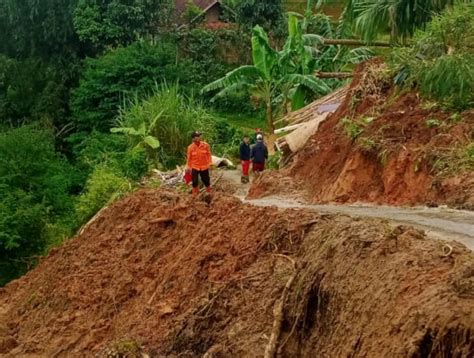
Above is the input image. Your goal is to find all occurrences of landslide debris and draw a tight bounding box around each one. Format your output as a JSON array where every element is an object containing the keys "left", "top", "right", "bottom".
[
  {"left": 249, "top": 59, "right": 474, "bottom": 207},
  {"left": 0, "top": 189, "right": 473, "bottom": 357}
]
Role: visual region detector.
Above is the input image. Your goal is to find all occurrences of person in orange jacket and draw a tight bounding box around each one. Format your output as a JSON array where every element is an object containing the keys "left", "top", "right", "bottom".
[{"left": 186, "top": 131, "right": 212, "bottom": 195}]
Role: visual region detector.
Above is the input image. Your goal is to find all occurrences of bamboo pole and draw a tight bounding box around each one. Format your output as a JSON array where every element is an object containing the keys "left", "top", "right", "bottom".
[
  {"left": 315, "top": 71, "right": 354, "bottom": 79},
  {"left": 322, "top": 38, "right": 391, "bottom": 47}
]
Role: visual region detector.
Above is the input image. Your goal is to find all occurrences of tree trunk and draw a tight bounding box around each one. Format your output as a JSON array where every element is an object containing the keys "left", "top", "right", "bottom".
[
  {"left": 266, "top": 101, "right": 274, "bottom": 134},
  {"left": 315, "top": 71, "right": 354, "bottom": 79},
  {"left": 322, "top": 38, "right": 391, "bottom": 47}
]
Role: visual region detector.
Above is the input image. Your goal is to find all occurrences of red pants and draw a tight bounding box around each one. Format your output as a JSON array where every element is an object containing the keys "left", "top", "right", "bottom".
[
  {"left": 252, "top": 162, "right": 265, "bottom": 172},
  {"left": 241, "top": 160, "right": 250, "bottom": 176}
]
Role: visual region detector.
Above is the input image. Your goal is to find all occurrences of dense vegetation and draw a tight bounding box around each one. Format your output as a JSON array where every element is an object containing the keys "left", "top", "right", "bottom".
[{"left": 0, "top": 0, "right": 472, "bottom": 285}]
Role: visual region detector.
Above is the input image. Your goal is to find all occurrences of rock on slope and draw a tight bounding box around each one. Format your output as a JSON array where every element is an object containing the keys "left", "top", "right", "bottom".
[{"left": 0, "top": 189, "right": 473, "bottom": 357}]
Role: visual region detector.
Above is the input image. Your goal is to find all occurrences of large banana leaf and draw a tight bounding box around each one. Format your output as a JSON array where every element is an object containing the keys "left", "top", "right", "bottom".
[
  {"left": 284, "top": 74, "right": 332, "bottom": 95},
  {"left": 252, "top": 26, "right": 277, "bottom": 80},
  {"left": 201, "top": 65, "right": 263, "bottom": 93},
  {"left": 212, "top": 81, "right": 254, "bottom": 99}
]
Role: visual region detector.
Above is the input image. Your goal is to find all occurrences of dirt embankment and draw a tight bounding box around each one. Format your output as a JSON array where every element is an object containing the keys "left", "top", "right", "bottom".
[
  {"left": 249, "top": 60, "right": 474, "bottom": 207},
  {"left": 0, "top": 189, "right": 473, "bottom": 357}
]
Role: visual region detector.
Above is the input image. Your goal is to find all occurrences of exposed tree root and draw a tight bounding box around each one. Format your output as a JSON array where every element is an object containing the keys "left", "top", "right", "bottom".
[{"left": 264, "top": 256, "right": 297, "bottom": 358}]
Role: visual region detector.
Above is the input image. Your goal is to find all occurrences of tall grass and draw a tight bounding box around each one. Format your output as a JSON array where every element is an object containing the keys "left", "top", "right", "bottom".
[{"left": 116, "top": 84, "right": 216, "bottom": 168}]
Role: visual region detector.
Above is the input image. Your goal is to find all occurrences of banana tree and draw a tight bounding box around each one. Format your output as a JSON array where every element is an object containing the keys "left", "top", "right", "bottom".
[{"left": 202, "top": 14, "right": 331, "bottom": 133}]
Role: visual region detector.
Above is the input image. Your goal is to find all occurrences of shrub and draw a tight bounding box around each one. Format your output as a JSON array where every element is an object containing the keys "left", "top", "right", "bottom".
[
  {"left": 0, "top": 126, "right": 76, "bottom": 284},
  {"left": 391, "top": 4, "right": 474, "bottom": 110},
  {"left": 75, "top": 165, "right": 131, "bottom": 224},
  {"left": 68, "top": 131, "right": 148, "bottom": 181}
]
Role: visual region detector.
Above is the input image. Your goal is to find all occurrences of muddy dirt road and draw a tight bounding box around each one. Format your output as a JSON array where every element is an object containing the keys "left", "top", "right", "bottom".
[{"left": 221, "top": 169, "right": 474, "bottom": 250}]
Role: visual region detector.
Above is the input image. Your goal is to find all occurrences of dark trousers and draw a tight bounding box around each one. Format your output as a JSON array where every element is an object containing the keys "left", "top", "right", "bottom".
[
  {"left": 192, "top": 169, "right": 210, "bottom": 188},
  {"left": 252, "top": 162, "right": 265, "bottom": 172}
]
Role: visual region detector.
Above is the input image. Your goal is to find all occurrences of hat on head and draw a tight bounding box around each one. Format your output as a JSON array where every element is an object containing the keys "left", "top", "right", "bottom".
[
  {"left": 191, "top": 131, "right": 201, "bottom": 138},
  {"left": 256, "top": 134, "right": 263, "bottom": 140}
]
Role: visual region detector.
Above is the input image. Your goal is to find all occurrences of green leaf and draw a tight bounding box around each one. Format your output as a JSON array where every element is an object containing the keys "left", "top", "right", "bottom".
[
  {"left": 291, "top": 85, "right": 306, "bottom": 111},
  {"left": 201, "top": 65, "right": 263, "bottom": 93},
  {"left": 110, "top": 127, "right": 141, "bottom": 136},
  {"left": 251, "top": 26, "right": 277, "bottom": 80},
  {"left": 143, "top": 136, "right": 160, "bottom": 149}
]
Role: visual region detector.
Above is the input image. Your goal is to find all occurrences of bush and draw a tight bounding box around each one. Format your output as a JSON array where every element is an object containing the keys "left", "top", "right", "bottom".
[
  {"left": 71, "top": 41, "right": 181, "bottom": 132},
  {"left": 0, "top": 126, "right": 76, "bottom": 284},
  {"left": 68, "top": 131, "right": 148, "bottom": 181},
  {"left": 391, "top": 4, "right": 474, "bottom": 110},
  {"left": 115, "top": 84, "right": 216, "bottom": 168},
  {"left": 75, "top": 165, "right": 131, "bottom": 224}
]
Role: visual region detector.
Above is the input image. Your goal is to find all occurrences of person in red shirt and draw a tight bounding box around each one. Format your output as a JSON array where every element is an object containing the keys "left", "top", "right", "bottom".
[{"left": 186, "top": 131, "right": 212, "bottom": 195}]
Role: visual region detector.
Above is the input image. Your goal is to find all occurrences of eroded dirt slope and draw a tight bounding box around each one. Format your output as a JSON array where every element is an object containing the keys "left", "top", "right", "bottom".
[
  {"left": 0, "top": 189, "right": 473, "bottom": 357},
  {"left": 249, "top": 60, "right": 474, "bottom": 207}
]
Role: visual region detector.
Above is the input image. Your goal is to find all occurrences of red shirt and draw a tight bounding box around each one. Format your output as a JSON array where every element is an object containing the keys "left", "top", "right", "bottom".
[{"left": 186, "top": 141, "right": 212, "bottom": 171}]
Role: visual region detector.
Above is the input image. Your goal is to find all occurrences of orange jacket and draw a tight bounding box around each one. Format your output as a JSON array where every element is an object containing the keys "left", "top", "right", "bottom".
[{"left": 186, "top": 141, "right": 212, "bottom": 171}]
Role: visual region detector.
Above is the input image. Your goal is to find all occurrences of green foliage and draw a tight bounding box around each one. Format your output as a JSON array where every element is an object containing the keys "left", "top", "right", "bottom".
[
  {"left": 391, "top": 4, "right": 474, "bottom": 110},
  {"left": 0, "top": 55, "right": 77, "bottom": 128},
  {"left": 73, "top": 0, "right": 174, "bottom": 51},
  {"left": 0, "top": 0, "right": 81, "bottom": 58},
  {"left": 203, "top": 13, "right": 373, "bottom": 130},
  {"left": 203, "top": 15, "right": 337, "bottom": 131},
  {"left": 178, "top": 28, "right": 250, "bottom": 94},
  {"left": 266, "top": 151, "right": 282, "bottom": 169},
  {"left": 116, "top": 85, "right": 216, "bottom": 168},
  {"left": 185, "top": 0, "right": 203, "bottom": 24},
  {"left": 425, "top": 118, "right": 441, "bottom": 128},
  {"left": 341, "top": 0, "right": 459, "bottom": 42},
  {"left": 341, "top": 117, "right": 364, "bottom": 140},
  {"left": 227, "top": 0, "right": 285, "bottom": 34},
  {"left": 0, "top": 126, "right": 76, "bottom": 284},
  {"left": 431, "top": 142, "right": 474, "bottom": 176},
  {"left": 71, "top": 42, "right": 181, "bottom": 132},
  {"left": 75, "top": 165, "right": 131, "bottom": 224},
  {"left": 68, "top": 131, "right": 149, "bottom": 181}
]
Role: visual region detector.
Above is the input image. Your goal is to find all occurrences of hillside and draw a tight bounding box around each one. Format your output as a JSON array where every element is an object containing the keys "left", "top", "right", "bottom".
[
  {"left": 0, "top": 189, "right": 473, "bottom": 357},
  {"left": 249, "top": 60, "right": 474, "bottom": 208}
]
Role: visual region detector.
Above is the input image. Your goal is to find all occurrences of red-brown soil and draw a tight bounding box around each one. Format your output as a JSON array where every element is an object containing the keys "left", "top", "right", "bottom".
[
  {"left": 249, "top": 60, "right": 474, "bottom": 207},
  {"left": 0, "top": 189, "right": 473, "bottom": 357}
]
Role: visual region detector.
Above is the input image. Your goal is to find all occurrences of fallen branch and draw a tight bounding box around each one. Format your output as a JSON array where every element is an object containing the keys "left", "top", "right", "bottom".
[
  {"left": 264, "top": 257, "right": 297, "bottom": 358},
  {"left": 78, "top": 205, "right": 109, "bottom": 236}
]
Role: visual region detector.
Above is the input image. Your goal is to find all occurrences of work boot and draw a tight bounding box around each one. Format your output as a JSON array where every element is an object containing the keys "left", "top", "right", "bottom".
[
  {"left": 241, "top": 176, "right": 246, "bottom": 183},
  {"left": 192, "top": 187, "right": 199, "bottom": 196},
  {"left": 244, "top": 176, "right": 249, "bottom": 183}
]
